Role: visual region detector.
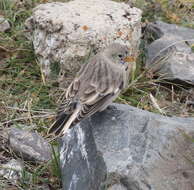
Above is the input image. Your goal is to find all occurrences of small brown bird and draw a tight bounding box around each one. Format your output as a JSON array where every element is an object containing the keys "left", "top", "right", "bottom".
[{"left": 48, "top": 43, "right": 132, "bottom": 136}]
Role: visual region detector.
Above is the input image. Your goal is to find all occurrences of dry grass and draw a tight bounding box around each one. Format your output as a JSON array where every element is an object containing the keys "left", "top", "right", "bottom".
[{"left": 0, "top": 0, "right": 64, "bottom": 189}]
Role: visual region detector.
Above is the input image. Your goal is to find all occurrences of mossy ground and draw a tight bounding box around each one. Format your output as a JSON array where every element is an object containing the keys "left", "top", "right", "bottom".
[{"left": 0, "top": 0, "right": 194, "bottom": 189}]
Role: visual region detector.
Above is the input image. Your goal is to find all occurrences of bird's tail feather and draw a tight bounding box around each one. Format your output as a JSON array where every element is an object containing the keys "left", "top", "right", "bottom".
[
  {"left": 60, "top": 106, "right": 80, "bottom": 135},
  {"left": 47, "top": 112, "right": 71, "bottom": 135}
]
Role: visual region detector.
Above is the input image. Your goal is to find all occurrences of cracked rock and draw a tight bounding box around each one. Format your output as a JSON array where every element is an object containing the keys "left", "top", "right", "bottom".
[
  {"left": 25, "top": 0, "right": 141, "bottom": 85},
  {"left": 8, "top": 128, "right": 51, "bottom": 162},
  {"left": 60, "top": 103, "right": 194, "bottom": 190}
]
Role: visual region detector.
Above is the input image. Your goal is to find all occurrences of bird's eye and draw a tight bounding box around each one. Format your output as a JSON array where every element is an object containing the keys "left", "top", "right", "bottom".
[
  {"left": 120, "top": 61, "right": 125, "bottom": 65},
  {"left": 118, "top": 54, "right": 123, "bottom": 58}
]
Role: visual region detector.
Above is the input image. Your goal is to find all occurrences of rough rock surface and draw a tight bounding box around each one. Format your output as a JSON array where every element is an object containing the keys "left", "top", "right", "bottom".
[
  {"left": 0, "top": 16, "right": 10, "bottom": 32},
  {"left": 107, "top": 184, "right": 127, "bottom": 190},
  {"left": 25, "top": 0, "right": 142, "bottom": 84},
  {"left": 60, "top": 103, "right": 194, "bottom": 190},
  {"left": 0, "top": 159, "right": 24, "bottom": 184},
  {"left": 8, "top": 128, "right": 51, "bottom": 162},
  {"left": 145, "top": 21, "right": 194, "bottom": 84}
]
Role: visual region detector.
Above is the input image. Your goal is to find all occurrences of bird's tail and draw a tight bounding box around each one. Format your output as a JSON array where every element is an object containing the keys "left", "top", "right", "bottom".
[
  {"left": 47, "top": 112, "right": 71, "bottom": 136},
  {"left": 47, "top": 101, "right": 80, "bottom": 136}
]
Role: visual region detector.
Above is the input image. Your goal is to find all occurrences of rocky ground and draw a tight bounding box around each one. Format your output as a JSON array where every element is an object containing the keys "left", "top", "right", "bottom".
[{"left": 0, "top": 0, "right": 194, "bottom": 189}]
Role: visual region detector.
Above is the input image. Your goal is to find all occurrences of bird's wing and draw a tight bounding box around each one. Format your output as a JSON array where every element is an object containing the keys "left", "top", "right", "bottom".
[
  {"left": 66, "top": 58, "right": 124, "bottom": 121},
  {"left": 48, "top": 58, "right": 125, "bottom": 136}
]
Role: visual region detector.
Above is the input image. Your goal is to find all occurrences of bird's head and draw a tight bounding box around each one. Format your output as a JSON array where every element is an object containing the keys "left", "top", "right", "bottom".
[{"left": 103, "top": 43, "right": 131, "bottom": 69}]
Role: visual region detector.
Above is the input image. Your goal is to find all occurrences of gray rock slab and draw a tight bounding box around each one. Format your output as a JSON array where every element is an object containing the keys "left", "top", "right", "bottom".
[
  {"left": 0, "top": 159, "right": 24, "bottom": 184},
  {"left": 145, "top": 21, "right": 194, "bottom": 84},
  {"left": 147, "top": 21, "right": 194, "bottom": 43},
  {"left": 25, "top": 0, "right": 141, "bottom": 84},
  {"left": 0, "top": 16, "right": 10, "bottom": 32},
  {"left": 60, "top": 103, "right": 194, "bottom": 190},
  {"left": 8, "top": 128, "right": 51, "bottom": 162},
  {"left": 60, "top": 122, "right": 106, "bottom": 190}
]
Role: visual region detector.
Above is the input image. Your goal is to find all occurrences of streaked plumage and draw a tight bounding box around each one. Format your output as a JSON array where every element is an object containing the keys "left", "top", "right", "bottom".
[{"left": 48, "top": 43, "right": 132, "bottom": 136}]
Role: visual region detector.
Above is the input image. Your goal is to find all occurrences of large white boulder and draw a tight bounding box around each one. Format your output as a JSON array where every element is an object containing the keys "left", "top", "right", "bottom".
[{"left": 25, "top": 0, "right": 142, "bottom": 84}]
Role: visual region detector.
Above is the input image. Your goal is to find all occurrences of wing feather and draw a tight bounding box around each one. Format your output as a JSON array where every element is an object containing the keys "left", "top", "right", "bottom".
[
  {"left": 74, "top": 58, "right": 124, "bottom": 120},
  {"left": 76, "top": 93, "right": 114, "bottom": 122}
]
